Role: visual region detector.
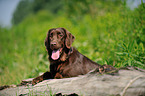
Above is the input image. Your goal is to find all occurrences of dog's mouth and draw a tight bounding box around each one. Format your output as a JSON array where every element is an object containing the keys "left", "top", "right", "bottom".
[{"left": 51, "top": 48, "right": 63, "bottom": 60}]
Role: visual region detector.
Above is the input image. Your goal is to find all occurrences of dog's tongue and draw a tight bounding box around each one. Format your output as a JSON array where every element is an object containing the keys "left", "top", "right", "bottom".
[{"left": 51, "top": 49, "right": 60, "bottom": 60}]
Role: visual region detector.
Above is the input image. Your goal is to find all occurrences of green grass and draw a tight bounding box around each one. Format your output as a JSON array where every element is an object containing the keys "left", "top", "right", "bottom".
[{"left": 0, "top": 4, "right": 145, "bottom": 86}]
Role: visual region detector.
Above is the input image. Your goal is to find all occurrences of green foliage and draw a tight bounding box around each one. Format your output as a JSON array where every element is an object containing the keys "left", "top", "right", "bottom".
[
  {"left": 12, "top": 0, "right": 63, "bottom": 25},
  {"left": 64, "top": 0, "right": 122, "bottom": 18},
  {"left": 12, "top": 0, "right": 32, "bottom": 25},
  {"left": 116, "top": 41, "right": 145, "bottom": 68},
  {"left": 0, "top": 0, "right": 145, "bottom": 86}
]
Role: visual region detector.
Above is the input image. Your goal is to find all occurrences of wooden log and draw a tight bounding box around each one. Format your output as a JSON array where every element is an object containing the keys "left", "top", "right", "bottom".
[{"left": 0, "top": 67, "right": 145, "bottom": 96}]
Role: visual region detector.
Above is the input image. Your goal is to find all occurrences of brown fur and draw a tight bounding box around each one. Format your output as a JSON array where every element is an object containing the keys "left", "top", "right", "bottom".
[{"left": 32, "top": 28, "right": 116, "bottom": 85}]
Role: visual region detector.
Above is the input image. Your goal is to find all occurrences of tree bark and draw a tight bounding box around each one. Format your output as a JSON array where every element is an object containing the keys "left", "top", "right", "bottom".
[{"left": 0, "top": 67, "right": 145, "bottom": 96}]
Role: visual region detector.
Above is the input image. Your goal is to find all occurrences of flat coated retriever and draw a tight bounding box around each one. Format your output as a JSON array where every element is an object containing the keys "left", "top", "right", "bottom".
[{"left": 32, "top": 28, "right": 116, "bottom": 85}]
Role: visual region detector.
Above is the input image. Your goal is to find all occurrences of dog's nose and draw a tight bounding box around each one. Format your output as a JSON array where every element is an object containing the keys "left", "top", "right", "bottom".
[{"left": 51, "top": 42, "right": 57, "bottom": 46}]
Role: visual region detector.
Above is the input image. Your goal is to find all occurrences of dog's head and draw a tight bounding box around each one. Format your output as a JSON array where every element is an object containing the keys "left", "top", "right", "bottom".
[{"left": 45, "top": 28, "right": 75, "bottom": 61}]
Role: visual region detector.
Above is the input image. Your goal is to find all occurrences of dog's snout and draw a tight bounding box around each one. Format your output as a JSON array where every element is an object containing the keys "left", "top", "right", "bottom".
[{"left": 51, "top": 42, "right": 57, "bottom": 46}]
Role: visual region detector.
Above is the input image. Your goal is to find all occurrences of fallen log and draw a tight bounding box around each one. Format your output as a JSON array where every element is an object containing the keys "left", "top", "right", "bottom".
[{"left": 0, "top": 67, "right": 145, "bottom": 96}]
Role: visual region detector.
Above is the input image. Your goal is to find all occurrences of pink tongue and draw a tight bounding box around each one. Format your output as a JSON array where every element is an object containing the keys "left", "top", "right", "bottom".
[{"left": 51, "top": 50, "right": 60, "bottom": 60}]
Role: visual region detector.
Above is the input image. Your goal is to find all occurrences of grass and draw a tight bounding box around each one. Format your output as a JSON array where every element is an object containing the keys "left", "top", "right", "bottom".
[{"left": 0, "top": 3, "right": 145, "bottom": 86}]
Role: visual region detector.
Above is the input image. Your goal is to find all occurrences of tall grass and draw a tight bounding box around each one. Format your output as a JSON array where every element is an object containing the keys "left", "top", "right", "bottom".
[{"left": 0, "top": 3, "right": 145, "bottom": 86}]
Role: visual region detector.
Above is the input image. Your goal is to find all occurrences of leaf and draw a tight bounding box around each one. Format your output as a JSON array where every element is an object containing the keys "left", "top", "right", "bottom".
[
  {"left": 117, "top": 43, "right": 125, "bottom": 50},
  {"left": 139, "top": 42, "right": 145, "bottom": 52},
  {"left": 131, "top": 54, "right": 138, "bottom": 58},
  {"left": 128, "top": 41, "right": 134, "bottom": 52},
  {"left": 128, "top": 58, "right": 132, "bottom": 66},
  {"left": 115, "top": 52, "right": 124, "bottom": 55},
  {"left": 123, "top": 43, "right": 128, "bottom": 51},
  {"left": 123, "top": 52, "right": 129, "bottom": 55},
  {"left": 122, "top": 61, "right": 128, "bottom": 66},
  {"left": 134, "top": 60, "right": 145, "bottom": 66}
]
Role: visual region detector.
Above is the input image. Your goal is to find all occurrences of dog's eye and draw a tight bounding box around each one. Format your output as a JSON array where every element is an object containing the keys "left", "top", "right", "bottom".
[
  {"left": 58, "top": 32, "right": 63, "bottom": 37},
  {"left": 50, "top": 33, "right": 53, "bottom": 37},
  {"left": 59, "top": 34, "right": 63, "bottom": 37}
]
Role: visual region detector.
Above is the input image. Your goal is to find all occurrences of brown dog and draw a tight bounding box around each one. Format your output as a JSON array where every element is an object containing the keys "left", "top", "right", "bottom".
[{"left": 32, "top": 28, "right": 116, "bottom": 85}]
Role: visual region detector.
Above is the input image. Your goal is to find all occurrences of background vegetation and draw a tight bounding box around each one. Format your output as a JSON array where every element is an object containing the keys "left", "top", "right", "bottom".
[{"left": 0, "top": 0, "right": 145, "bottom": 86}]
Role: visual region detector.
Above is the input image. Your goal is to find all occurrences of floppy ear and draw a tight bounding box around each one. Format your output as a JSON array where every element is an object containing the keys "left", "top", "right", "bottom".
[
  {"left": 45, "top": 29, "right": 54, "bottom": 52},
  {"left": 61, "top": 28, "right": 75, "bottom": 49},
  {"left": 45, "top": 31, "right": 49, "bottom": 52}
]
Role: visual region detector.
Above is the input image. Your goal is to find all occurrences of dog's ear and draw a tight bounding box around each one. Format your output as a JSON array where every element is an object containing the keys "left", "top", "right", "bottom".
[
  {"left": 61, "top": 28, "right": 75, "bottom": 49},
  {"left": 45, "top": 31, "right": 49, "bottom": 52},
  {"left": 45, "top": 29, "right": 54, "bottom": 52}
]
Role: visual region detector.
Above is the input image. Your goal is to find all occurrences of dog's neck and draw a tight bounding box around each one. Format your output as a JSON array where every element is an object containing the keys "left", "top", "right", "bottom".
[{"left": 60, "top": 47, "right": 73, "bottom": 61}]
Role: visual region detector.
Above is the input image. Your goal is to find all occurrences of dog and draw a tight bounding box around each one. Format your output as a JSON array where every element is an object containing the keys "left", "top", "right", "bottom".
[{"left": 32, "top": 28, "right": 116, "bottom": 85}]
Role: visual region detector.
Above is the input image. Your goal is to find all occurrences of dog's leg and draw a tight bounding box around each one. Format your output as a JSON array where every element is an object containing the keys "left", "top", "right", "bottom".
[{"left": 32, "top": 71, "right": 52, "bottom": 85}]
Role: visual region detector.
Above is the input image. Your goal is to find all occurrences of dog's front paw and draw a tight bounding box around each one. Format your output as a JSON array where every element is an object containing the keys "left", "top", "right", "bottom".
[{"left": 32, "top": 75, "right": 43, "bottom": 85}]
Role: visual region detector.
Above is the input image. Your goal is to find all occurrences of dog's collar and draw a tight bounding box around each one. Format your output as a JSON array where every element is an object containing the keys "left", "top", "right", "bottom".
[
  {"left": 59, "top": 47, "right": 73, "bottom": 62},
  {"left": 66, "top": 47, "right": 73, "bottom": 60},
  {"left": 65, "top": 47, "right": 73, "bottom": 61},
  {"left": 68, "top": 47, "right": 73, "bottom": 55}
]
